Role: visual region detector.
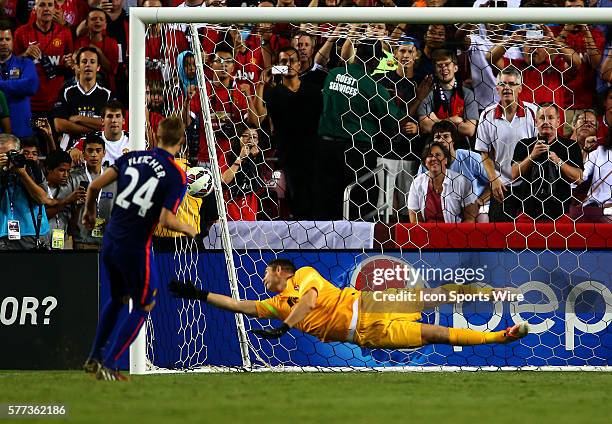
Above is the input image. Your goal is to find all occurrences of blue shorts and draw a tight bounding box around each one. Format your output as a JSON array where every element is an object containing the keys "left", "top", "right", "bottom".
[{"left": 101, "top": 238, "right": 158, "bottom": 307}]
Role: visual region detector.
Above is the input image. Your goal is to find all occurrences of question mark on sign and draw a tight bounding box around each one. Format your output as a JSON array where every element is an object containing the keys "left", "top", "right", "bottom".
[{"left": 41, "top": 296, "right": 58, "bottom": 325}]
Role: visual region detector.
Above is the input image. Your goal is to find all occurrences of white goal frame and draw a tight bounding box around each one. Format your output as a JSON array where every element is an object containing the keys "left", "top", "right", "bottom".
[{"left": 127, "top": 7, "right": 612, "bottom": 374}]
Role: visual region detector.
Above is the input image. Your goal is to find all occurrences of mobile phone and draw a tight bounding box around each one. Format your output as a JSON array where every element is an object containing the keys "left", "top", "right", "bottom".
[
  {"left": 271, "top": 65, "right": 288, "bottom": 75},
  {"left": 526, "top": 29, "right": 544, "bottom": 39},
  {"left": 79, "top": 181, "right": 89, "bottom": 190}
]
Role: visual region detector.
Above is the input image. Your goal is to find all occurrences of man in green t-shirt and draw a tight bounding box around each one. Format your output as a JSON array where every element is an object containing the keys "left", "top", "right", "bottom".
[{"left": 317, "top": 40, "right": 406, "bottom": 220}]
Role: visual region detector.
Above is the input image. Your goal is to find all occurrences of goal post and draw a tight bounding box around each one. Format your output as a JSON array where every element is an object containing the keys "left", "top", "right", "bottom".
[{"left": 127, "top": 6, "right": 612, "bottom": 374}]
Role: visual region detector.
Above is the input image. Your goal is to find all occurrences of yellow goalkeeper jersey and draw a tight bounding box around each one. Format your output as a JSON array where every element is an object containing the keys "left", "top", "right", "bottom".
[
  {"left": 154, "top": 158, "right": 202, "bottom": 238},
  {"left": 255, "top": 267, "right": 359, "bottom": 342}
]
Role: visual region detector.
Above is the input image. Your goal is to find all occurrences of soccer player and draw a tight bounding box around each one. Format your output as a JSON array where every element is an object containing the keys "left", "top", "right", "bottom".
[
  {"left": 169, "top": 259, "right": 529, "bottom": 349},
  {"left": 83, "top": 116, "right": 198, "bottom": 381}
]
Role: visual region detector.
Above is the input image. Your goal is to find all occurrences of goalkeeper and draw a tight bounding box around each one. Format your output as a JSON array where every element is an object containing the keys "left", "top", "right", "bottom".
[{"left": 169, "top": 259, "right": 528, "bottom": 348}]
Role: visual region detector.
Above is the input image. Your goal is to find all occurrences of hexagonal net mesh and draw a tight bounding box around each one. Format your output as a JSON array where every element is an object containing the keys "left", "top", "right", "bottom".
[{"left": 137, "top": 16, "right": 612, "bottom": 373}]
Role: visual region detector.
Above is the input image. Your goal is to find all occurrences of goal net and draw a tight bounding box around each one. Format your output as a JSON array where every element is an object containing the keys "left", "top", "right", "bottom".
[{"left": 128, "top": 7, "right": 612, "bottom": 373}]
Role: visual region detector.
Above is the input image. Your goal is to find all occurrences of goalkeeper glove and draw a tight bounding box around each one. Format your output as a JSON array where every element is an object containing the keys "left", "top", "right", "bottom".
[
  {"left": 251, "top": 323, "right": 291, "bottom": 339},
  {"left": 168, "top": 279, "right": 209, "bottom": 302}
]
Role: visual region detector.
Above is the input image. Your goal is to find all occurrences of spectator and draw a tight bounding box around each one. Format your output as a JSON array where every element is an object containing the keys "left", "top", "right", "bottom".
[
  {"left": 420, "top": 120, "right": 491, "bottom": 214},
  {"left": 292, "top": 31, "right": 328, "bottom": 85},
  {"left": 489, "top": 26, "right": 579, "bottom": 108},
  {"left": 316, "top": 39, "right": 406, "bottom": 220},
  {"left": 44, "top": 149, "right": 86, "bottom": 249},
  {"left": 145, "top": 81, "right": 164, "bottom": 149},
  {"left": 70, "top": 100, "right": 129, "bottom": 166},
  {"left": 21, "top": 138, "right": 40, "bottom": 164},
  {"left": 232, "top": 24, "right": 265, "bottom": 87},
  {"left": 414, "top": 24, "right": 447, "bottom": 82},
  {"left": 259, "top": 45, "right": 322, "bottom": 219},
  {"left": 551, "top": 0, "right": 605, "bottom": 126},
  {"left": 54, "top": 46, "right": 113, "bottom": 150},
  {"left": 376, "top": 39, "right": 432, "bottom": 222},
  {"left": 104, "top": 0, "right": 128, "bottom": 103},
  {"left": 0, "top": 23, "right": 39, "bottom": 139},
  {"left": 580, "top": 130, "right": 612, "bottom": 216},
  {"left": 14, "top": 0, "right": 74, "bottom": 123},
  {"left": 511, "top": 104, "right": 583, "bottom": 221},
  {"left": 417, "top": 49, "right": 478, "bottom": 138},
  {"left": 221, "top": 125, "right": 266, "bottom": 221},
  {"left": 0, "top": 133, "right": 52, "bottom": 250},
  {"left": 0, "top": 88, "right": 10, "bottom": 133},
  {"left": 70, "top": 133, "right": 116, "bottom": 249},
  {"left": 597, "top": 86, "right": 612, "bottom": 141},
  {"left": 571, "top": 109, "right": 599, "bottom": 163},
  {"left": 475, "top": 66, "right": 538, "bottom": 222},
  {"left": 53, "top": 0, "right": 89, "bottom": 29},
  {"left": 144, "top": 0, "right": 189, "bottom": 83},
  {"left": 184, "top": 44, "right": 257, "bottom": 169},
  {"left": 408, "top": 142, "right": 478, "bottom": 223},
  {"left": 75, "top": 8, "right": 119, "bottom": 92},
  {"left": 456, "top": 22, "right": 522, "bottom": 112}
]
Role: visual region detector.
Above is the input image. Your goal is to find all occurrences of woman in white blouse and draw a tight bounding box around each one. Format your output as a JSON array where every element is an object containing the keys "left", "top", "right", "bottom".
[{"left": 408, "top": 143, "right": 478, "bottom": 223}]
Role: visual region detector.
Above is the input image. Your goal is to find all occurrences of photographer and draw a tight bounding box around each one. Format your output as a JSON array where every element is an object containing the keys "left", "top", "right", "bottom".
[
  {"left": 511, "top": 104, "right": 583, "bottom": 222},
  {"left": 0, "top": 133, "right": 55, "bottom": 250}
]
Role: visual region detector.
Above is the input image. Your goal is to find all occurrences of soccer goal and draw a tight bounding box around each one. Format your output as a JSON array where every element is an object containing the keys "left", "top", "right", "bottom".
[{"left": 127, "top": 6, "right": 612, "bottom": 374}]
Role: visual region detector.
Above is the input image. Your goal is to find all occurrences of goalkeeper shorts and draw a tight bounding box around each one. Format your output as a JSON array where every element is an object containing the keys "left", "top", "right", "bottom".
[{"left": 349, "top": 289, "right": 424, "bottom": 349}]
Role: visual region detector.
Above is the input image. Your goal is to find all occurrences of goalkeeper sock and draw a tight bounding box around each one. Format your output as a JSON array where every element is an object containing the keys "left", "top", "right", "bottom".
[
  {"left": 440, "top": 284, "right": 493, "bottom": 296},
  {"left": 88, "top": 298, "right": 124, "bottom": 361},
  {"left": 102, "top": 307, "right": 148, "bottom": 369},
  {"left": 448, "top": 327, "right": 505, "bottom": 345}
]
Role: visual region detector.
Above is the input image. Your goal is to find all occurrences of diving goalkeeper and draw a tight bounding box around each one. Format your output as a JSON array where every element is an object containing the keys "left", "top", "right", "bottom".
[{"left": 169, "top": 259, "right": 528, "bottom": 348}]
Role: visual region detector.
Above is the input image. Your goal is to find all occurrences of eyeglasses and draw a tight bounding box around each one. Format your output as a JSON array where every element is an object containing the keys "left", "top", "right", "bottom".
[
  {"left": 435, "top": 61, "right": 454, "bottom": 69},
  {"left": 212, "top": 57, "right": 234, "bottom": 64},
  {"left": 497, "top": 81, "right": 521, "bottom": 87}
]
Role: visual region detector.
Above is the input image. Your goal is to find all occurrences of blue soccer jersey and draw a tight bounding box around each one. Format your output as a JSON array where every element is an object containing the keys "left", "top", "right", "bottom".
[{"left": 105, "top": 148, "right": 187, "bottom": 250}]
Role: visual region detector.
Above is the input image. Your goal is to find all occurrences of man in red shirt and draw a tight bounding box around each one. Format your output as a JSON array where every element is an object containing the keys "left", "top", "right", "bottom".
[
  {"left": 551, "top": 0, "right": 605, "bottom": 127},
  {"left": 75, "top": 7, "right": 119, "bottom": 92},
  {"left": 183, "top": 44, "right": 257, "bottom": 168},
  {"left": 14, "top": 0, "right": 73, "bottom": 121}
]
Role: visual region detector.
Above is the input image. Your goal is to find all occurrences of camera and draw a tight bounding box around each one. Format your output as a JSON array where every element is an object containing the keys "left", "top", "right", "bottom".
[
  {"left": 39, "top": 55, "right": 57, "bottom": 79},
  {"left": 6, "top": 150, "right": 26, "bottom": 169},
  {"left": 30, "top": 117, "right": 48, "bottom": 129}
]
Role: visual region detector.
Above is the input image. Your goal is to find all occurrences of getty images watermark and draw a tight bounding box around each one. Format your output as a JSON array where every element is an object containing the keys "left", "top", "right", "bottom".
[{"left": 369, "top": 264, "right": 525, "bottom": 303}]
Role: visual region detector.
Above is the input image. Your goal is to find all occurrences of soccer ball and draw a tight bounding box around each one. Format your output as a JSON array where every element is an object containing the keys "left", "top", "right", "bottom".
[{"left": 186, "top": 167, "right": 214, "bottom": 198}]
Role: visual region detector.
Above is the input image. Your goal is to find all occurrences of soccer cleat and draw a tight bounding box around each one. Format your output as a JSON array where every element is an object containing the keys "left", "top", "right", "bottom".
[
  {"left": 95, "top": 366, "right": 130, "bottom": 382},
  {"left": 503, "top": 321, "right": 529, "bottom": 343},
  {"left": 83, "top": 358, "right": 102, "bottom": 374}
]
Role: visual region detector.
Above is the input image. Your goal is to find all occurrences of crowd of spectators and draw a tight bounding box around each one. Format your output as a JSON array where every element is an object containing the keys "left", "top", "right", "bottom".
[{"left": 1, "top": 0, "right": 612, "bottom": 251}]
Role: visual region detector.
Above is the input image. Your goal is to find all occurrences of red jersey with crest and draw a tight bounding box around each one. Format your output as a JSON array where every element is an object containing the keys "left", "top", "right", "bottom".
[
  {"left": 189, "top": 80, "right": 249, "bottom": 164},
  {"left": 234, "top": 36, "right": 264, "bottom": 87},
  {"left": 13, "top": 22, "right": 73, "bottom": 112}
]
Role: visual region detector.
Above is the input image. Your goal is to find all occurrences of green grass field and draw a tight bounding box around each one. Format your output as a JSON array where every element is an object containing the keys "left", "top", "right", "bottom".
[{"left": 1, "top": 371, "right": 610, "bottom": 424}]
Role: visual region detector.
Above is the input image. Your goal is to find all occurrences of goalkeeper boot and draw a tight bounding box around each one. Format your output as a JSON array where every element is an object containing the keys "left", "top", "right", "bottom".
[
  {"left": 83, "top": 358, "right": 102, "bottom": 374},
  {"left": 96, "top": 366, "right": 130, "bottom": 382},
  {"left": 502, "top": 321, "right": 529, "bottom": 343}
]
